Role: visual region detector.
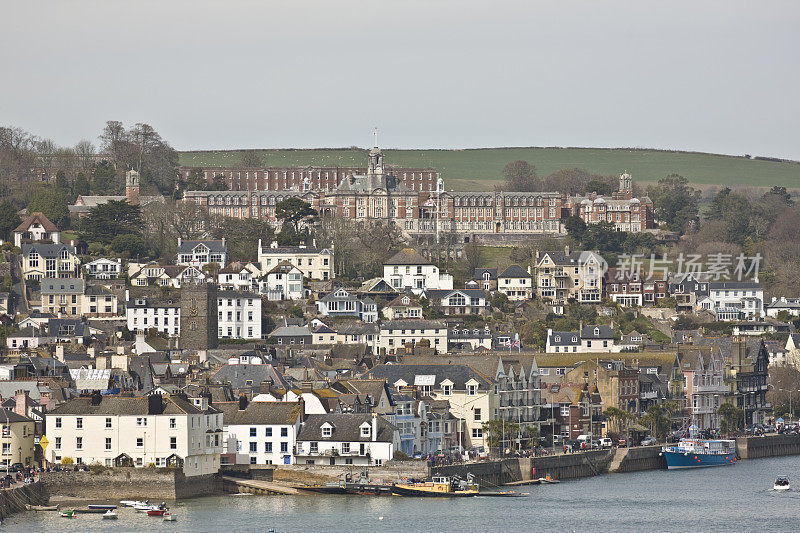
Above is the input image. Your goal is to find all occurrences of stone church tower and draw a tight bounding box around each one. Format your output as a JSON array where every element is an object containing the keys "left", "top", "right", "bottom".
[
  {"left": 179, "top": 280, "right": 218, "bottom": 352},
  {"left": 126, "top": 169, "right": 140, "bottom": 205}
]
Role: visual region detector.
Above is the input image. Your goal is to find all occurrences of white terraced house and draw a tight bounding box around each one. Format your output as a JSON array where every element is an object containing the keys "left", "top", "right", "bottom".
[
  {"left": 217, "top": 290, "right": 262, "bottom": 339},
  {"left": 45, "top": 393, "right": 223, "bottom": 476},
  {"left": 216, "top": 398, "right": 302, "bottom": 466},
  {"left": 258, "top": 240, "right": 333, "bottom": 281},
  {"left": 383, "top": 248, "right": 453, "bottom": 295}
]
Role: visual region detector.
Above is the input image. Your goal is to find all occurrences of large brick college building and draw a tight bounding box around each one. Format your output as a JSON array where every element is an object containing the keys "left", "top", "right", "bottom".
[{"left": 182, "top": 147, "right": 652, "bottom": 238}]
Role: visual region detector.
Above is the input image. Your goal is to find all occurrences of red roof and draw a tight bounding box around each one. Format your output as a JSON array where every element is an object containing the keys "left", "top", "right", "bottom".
[{"left": 14, "top": 212, "right": 59, "bottom": 233}]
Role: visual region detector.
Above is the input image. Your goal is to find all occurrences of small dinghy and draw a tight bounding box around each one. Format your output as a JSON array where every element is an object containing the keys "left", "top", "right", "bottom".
[
  {"left": 89, "top": 504, "right": 117, "bottom": 510},
  {"left": 59, "top": 509, "right": 77, "bottom": 518},
  {"left": 774, "top": 475, "right": 790, "bottom": 491},
  {"left": 163, "top": 512, "right": 177, "bottom": 522},
  {"left": 26, "top": 504, "right": 59, "bottom": 511},
  {"left": 102, "top": 510, "right": 119, "bottom": 519},
  {"left": 147, "top": 509, "right": 165, "bottom": 517}
]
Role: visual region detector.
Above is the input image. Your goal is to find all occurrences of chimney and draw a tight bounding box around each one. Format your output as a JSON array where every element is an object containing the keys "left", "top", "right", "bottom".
[
  {"left": 301, "top": 381, "right": 313, "bottom": 394},
  {"left": 40, "top": 391, "right": 50, "bottom": 413},
  {"left": 271, "top": 240, "right": 278, "bottom": 249},
  {"left": 90, "top": 390, "right": 102, "bottom": 406},
  {"left": 55, "top": 345, "right": 65, "bottom": 362},
  {"left": 14, "top": 390, "right": 28, "bottom": 417},
  {"left": 564, "top": 244, "right": 570, "bottom": 256},
  {"left": 371, "top": 413, "right": 378, "bottom": 442},
  {"left": 148, "top": 394, "right": 164, "bottom": 415},
  {"left": 87, "top": 346, "right": 96, "bottom": 358},
  {"left": 298, "top": 397, "right": 305, "bottom": 420},
  {"left": 178, "top": 237, "right": 182, "bottom": 248},
  {"left": 260, "top": 380, "right": 273, "bottom": 396},
  {"left": 238, "top": 393, "right": 249, "bottom": 411}
]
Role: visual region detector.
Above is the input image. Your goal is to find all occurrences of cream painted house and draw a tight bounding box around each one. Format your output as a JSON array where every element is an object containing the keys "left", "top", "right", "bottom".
[
  {"left": 535, "top": 247, "right": 605, "bottom": 304},
  {"left": 21, "top": 243, "right": 80, "bottom": 281},
  {"left": 46, "top": 394, "right": 222, "bottom": 476},
  {"left": 258, "top": 240, "right": 333, "bottom": 281},
  {"left": 377, "top": 320, "right": 447, "bottom": 355},
  {"left": 498, "top": 265, "right": 533, "bottom": 301},
  {"left": 1, "top": 411, "right": 36, "bottom": 468}
]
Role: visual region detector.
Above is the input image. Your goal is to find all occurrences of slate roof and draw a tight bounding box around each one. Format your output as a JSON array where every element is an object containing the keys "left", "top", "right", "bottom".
[
  {"left": 548, "top": 331, "right": 580, "bottom": 347},
  {"left": 14, "top": 212, "right": 59, "bottom": 233},
  {"left": 385, "top": 295, "right": 421, "bottom": 308},
  {"left": 499, "top": 265, "right": 531, "bottom": 279},
  {"left": 40, "top": 278, "right": 84, "bottom": 294},
  {"left": 48, "top": 395, "right": 212, "bottom": 416},
  {"left": 214, "top": 401, "right": 301, "bottom": 426},
  {"left": 296, "top": 413, "right": 397, "bottom": 443},
  {"left": 269, "top": 326, "right": 312, "bottom": 338},
  {"left": 21, "top": 243, "right": 76, "bottom": 258},
  {"left": 267, "top": 260, "right": 301, "bottom": 275},
  {"left": 47, "top": 319, "right": 88, "bottom": 337},
  {"left": 580, "top": 325, "right": 614, "bottom": 339},
  {"left": 473, "top": 268, "right": 497, "bottom": 280},
  {"left": 537, "top": 250, "right": 602, "bottom": 266},
  {"left": 0, "top": 410, "right": 34, "bottom": 423},
  {"left": 380, "top": 320, "right": 446, "bottom": 331},
  {"left": 362, "top": 363, "right": 494, "bottom": 389},
  {"left": 422, "top": 289, "right": 486, "bottom": 302},
  {"left": 384, "top": 248, "right": 431, "bottom": 266},
  {"left": 709, "top": 282, "right": 763, "bottom": 290},
  {"left": 260, "top": 246, "right": 330, "bottom": 254},
  {"left": 212, "top": 364, "right": 292, "bottom": 391},
  {"left": 178, "top": 239, "right": 227, "bottom": 254}
]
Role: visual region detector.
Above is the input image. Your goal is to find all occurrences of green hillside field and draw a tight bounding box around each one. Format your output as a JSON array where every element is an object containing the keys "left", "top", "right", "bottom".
[{"left": 179, "top": 147, "right": 800, "bottom": 192}]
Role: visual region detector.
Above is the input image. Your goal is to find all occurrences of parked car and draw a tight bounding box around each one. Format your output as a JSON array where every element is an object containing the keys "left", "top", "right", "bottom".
[
  {"left": 597, "top": 438, "right": 613, "bottom": 448},
  {"left": 475, "top": 446, "right": 490, "bottom": 459},
  {"left": 641, "top": 436, "right": 657, "bottom": 446},
  {"left": 617, "top": 438, "right": 628, "bottom": 447},
  {"left": 9, "top": 463, "right": 24, "bottom": 472}
]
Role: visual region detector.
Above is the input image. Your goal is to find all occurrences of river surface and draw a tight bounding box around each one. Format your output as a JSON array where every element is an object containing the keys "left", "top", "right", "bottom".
[{"left": 7, "top": 455, "right": 800, "bottom": 532}]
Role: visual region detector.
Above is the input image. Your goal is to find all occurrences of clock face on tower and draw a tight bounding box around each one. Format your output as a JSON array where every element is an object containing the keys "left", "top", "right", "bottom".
[{"left": 189, "top": 306, "right": 199, "bottom": 317}]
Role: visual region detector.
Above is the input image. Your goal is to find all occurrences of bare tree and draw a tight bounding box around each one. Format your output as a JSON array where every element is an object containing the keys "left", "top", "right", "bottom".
[{"left": 75, "top": 139, "right": 97, "bottom": 174}]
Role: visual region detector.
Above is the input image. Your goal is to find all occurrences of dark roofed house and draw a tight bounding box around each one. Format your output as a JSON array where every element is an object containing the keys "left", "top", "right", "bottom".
[
  {"left": 421, "top": 288, "right": 488, "bottom": 316},
  {"left": 498, "top": 265, "right": 533, "bottom": 301},
  {"left": 212, "top": 364, "right": 292, "bottom": 397},
  {"left": 177, "top": 238, "right": 228, "bottom": 268},
  {"left": 294, "top": 413, "right": 399, "bottom": 466},
  {"left": 13, "top": 212, "right": 60, "bottom": 247},
  {"left": 473, "top": 267, "right": 498, "bottom": 292}
]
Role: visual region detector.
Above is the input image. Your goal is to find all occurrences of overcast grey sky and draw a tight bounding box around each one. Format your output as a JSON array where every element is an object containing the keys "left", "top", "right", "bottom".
[{"left": 2, "top": 1, "right": 798, "bottom": 158}]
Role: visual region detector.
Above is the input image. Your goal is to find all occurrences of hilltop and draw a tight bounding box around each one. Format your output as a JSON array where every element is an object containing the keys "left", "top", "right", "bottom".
[{"left": 178, "top": 147, "right": 800, "bottom": 192}]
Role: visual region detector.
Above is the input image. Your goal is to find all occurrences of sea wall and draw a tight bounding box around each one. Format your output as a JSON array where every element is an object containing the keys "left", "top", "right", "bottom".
[
  {"left": 40, "top": 469, "right": 222, "bottom": 500},
  {"left": 0, "top": 482, "right": 47, "bottom": 520},
  {"left": 529, "top": 450, "right": 613, "bottom": 481},
  {"left": 431, "top": 458, "right": 526, "bottom": 487},
  {"left": 275, "top": 460, "right": 429, "bottom": 483},
  {"left": 736, "top": 434, "right": 800, "bottom": 460},
  {"left": 611, "top": 446, "right": 666, "bottom": 473}
]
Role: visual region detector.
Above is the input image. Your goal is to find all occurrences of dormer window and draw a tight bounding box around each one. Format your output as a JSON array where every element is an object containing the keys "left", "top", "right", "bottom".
[
  {"left": 361, "top": 425, "right": 370, "bottom": 437},
  {"left": 594, "top": 327, "right": 600, "bottom": 336},
  {"left": 555, "top": 335, "right": 561, "bottom": 343},
  {"left": 572, "top": 336, "right": 578, "bottom": 343},
  {"left": 321, "top": 424, "right": 333, "bottom": 437}
]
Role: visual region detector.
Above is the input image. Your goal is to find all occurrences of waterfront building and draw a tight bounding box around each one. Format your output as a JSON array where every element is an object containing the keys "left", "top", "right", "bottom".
[
  {"left": 294, "top": 413, "right": 399, "bottom": 466},
  {"left": 362, "top": 364, "right": 495, "bottom": 450},
  {"left": 216, "top": 398, "right": 302, "bottom": 466},
  {"left": 566, "top": 360, "right": 639, "bottom": 416},
  {"left": 671, "top": 346, "right": 727, "bottom": 430},
  {"left": 0, "top": 410, "right": 36, "bottom": 469},
  {"left": 46, "top": 393, "right": 223, "bottom": 476}
]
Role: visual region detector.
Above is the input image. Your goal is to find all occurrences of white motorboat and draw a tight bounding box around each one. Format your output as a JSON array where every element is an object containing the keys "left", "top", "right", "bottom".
[
  {"left": 120, "top": 500, "right": 139, "bottom": 507},
  {"left": 103, "top": 510, "right": 119, "bottom": 519},
  {"left": 163, "top": 512, "right": 177, "bottom": 522},
  {"left": 774, "top": 475, "right": 790, "bottom": 491}
]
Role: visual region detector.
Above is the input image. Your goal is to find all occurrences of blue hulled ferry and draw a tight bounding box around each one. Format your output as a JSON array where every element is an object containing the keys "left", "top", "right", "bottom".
[{"left": 661, "top": 425, "right": 737, "bottom": 469}]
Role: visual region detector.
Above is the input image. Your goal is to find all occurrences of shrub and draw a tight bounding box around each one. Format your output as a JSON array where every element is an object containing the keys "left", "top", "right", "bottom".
[{"left": 61, "top": 457, "right": 75, "bottom": 466}]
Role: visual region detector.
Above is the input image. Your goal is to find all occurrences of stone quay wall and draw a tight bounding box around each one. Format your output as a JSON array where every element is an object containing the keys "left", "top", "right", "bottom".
[
  {"left": 276, "top": 460, "right": 429, "bottom": 483},
  {"left": 40, "top": 469, "right": 222, "bottom": 500},
  {"left": 431, "top": 458, "right": 526, "bottom": 488},
  {"left": 612, "top": 446, "right": 667, "bottom": 473},
  {"left": 736, "top": 434, "right": 800, "bottom": 460},
  {"left": 0, "top": 482, "right": 47, "bottom": 520}
]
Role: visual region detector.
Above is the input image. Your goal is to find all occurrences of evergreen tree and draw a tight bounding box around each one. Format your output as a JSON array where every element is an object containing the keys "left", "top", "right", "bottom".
[{"left": 0, "top": 201, "right": 21, "bottom": 241}]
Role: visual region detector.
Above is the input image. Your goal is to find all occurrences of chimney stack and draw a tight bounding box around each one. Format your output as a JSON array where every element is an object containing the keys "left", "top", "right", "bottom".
[
  {"left": 371, "top": 413, "right": 378, "bottom": 442},
  {"left": 238, "top": 393, "right": 249, "bottom": 411}
]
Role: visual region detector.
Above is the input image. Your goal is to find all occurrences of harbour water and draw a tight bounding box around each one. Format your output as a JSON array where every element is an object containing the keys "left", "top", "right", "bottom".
[{"left": 8, "top": 455, "right": 800, "bottom": 532}]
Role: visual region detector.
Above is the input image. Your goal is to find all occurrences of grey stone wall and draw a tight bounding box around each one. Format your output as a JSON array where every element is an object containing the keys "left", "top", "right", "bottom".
[{"left": 40, "top": 468, "right": 222, "bottom": 500}]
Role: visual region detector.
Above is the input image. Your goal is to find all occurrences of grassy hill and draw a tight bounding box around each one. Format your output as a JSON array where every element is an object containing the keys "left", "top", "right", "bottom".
[{"left": 179, "top": 147, "right": 800, "bottom": 192}]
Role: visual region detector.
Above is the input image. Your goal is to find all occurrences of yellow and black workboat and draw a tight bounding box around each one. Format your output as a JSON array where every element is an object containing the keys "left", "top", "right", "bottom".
[{"left": 391, "top": 475, "right": 479, "bottom": 497}]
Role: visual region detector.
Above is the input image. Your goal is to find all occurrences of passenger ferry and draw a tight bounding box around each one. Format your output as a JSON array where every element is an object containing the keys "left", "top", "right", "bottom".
[
  {"left": 391, "top": 475, "right": 479, "bottom": 497},
  {"left": 661, "top": 425, "right": 737, "bottom": 469}
]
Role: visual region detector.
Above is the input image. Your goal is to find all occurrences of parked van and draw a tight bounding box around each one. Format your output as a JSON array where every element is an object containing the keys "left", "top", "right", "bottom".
[{"left": 597, "top": 438, "right": 613, "bottom": 448}]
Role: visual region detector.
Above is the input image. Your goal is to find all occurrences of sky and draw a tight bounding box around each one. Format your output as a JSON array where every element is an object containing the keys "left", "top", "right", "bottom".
[{"left": 2, "top": 0, "right": 799, "bottom": 159}]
